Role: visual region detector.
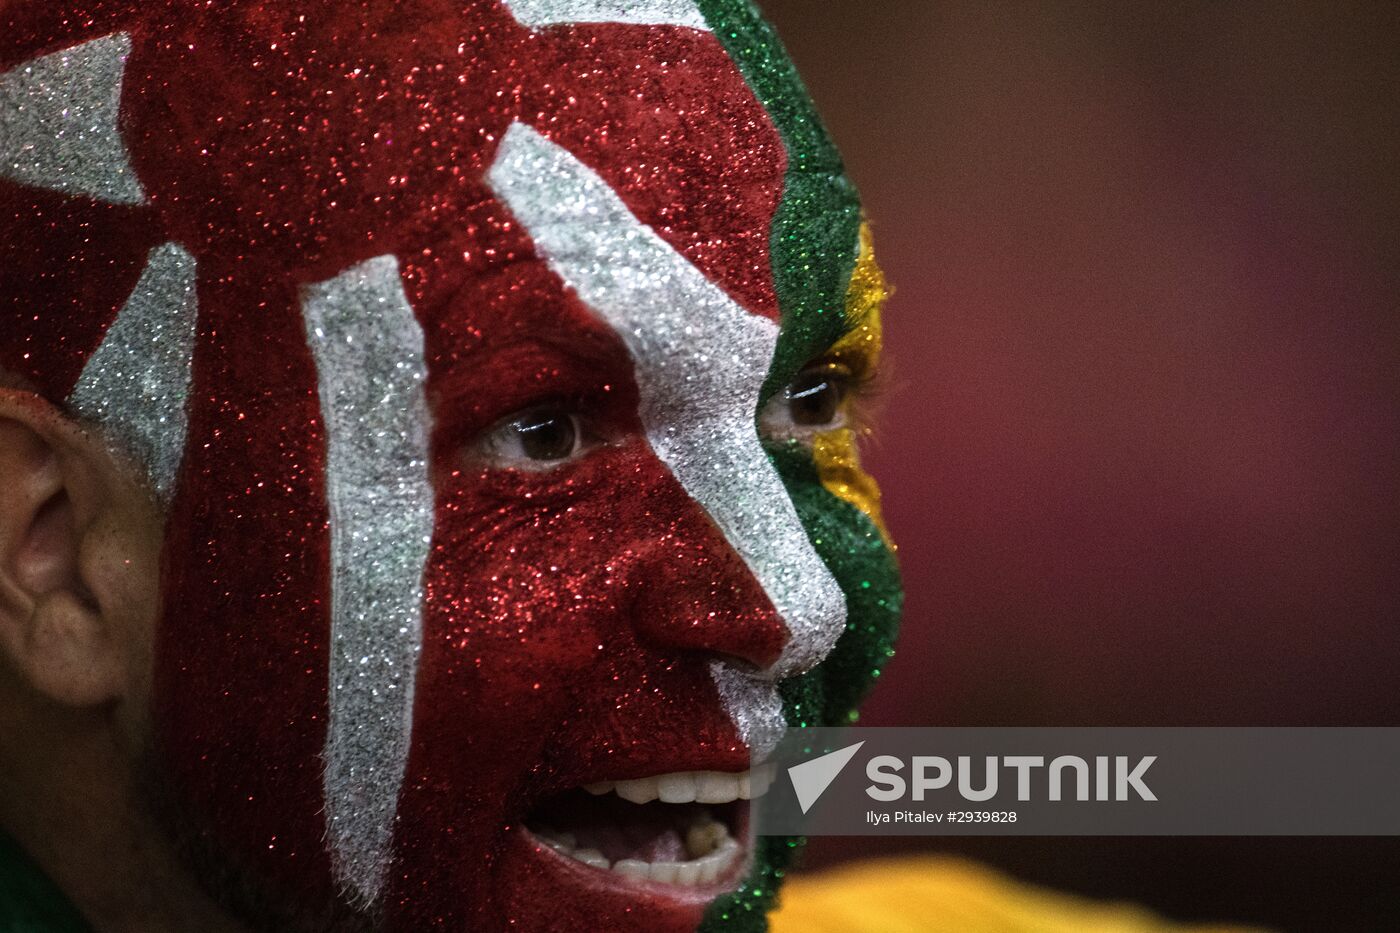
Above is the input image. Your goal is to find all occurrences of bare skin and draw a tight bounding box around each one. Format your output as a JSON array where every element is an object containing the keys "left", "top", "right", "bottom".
[{"left": 0, "top": 386, "right": 246, "bottom": 933}]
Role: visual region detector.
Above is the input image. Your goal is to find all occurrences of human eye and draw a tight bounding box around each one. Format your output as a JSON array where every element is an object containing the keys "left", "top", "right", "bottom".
[
  {"left": 473, "top": 404, "right": 600, "bottom": 470},
  {"left": 759, "top": 361, "right": 862, "bottom": 443}
]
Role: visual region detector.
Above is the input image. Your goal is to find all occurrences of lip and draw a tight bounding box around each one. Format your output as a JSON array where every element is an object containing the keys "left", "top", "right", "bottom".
[
  {"left": 506, "top": 762, "right": 767, "bottom": 918},
  {"left": 559, "top": 746, "right": 758, "bottom": 794},
  {"left": 511, "top": 799, "right": 753, "bottom": 908}
]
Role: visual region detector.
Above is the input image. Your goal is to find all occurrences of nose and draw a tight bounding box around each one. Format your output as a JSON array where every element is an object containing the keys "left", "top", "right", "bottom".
[{"left": 627, "top": 511, "right": 789, "bottom": 673}]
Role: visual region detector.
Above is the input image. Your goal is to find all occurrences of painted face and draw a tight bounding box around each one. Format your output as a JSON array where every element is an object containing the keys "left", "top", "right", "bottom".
[{"left": 0, "top": 2, "right": 900, "bottom": 931}]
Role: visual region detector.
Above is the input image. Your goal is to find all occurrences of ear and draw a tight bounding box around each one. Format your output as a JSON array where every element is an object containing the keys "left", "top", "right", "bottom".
[{"left": 0, "top": 389, "right": 138, "bottom": 708}]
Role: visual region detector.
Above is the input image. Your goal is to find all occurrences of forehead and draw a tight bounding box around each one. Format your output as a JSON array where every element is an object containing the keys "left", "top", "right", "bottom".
[
  {"left": 1, "top": 2, "right": 868, "bottom": 440},
  {"left": 122, "top": 3, "right": 791, "bottom": 315}
]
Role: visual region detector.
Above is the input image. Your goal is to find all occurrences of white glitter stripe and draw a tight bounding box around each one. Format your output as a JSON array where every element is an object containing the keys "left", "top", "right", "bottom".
[
  {"left": 710, "top": 662, "right": 788, "bottom": 761},
  {"left": 68, "top": 242, "right": 197, "bottom": 501},
  {"left": 487, "top": 122, "right": 846, "bottom": 756},
  {"left": 501, "top": 0, "right": 709, "bottom": 30},
  {"left": 301, "top": 256, "right": 434, "bottom": 907},
  {"left": 0, "top": 32, "right": 147, "bottom": 204}
]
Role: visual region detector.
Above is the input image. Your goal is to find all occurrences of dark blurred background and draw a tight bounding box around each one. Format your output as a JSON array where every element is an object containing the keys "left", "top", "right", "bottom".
[{"left": 755, "top": 2, "right": 1400, "bottom": 930}]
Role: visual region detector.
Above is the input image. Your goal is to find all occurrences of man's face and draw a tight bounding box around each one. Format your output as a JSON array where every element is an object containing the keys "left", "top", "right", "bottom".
[{"left": 2, "top": 2, "right": 900, "bottom": 930}]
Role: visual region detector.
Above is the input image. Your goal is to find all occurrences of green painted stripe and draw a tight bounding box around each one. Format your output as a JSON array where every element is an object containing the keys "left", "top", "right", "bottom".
[
  {"left": 767, "top": 442, "right": 902, "bottom": 733},
  {"left": 697, "top": 0, "right": 864, "bottom": 404},
  {"left": 696, "top": 6, "right": 894, "bottom": 929},
  {"left": 700, "top": 444, "right": 902, "bottom": 933}
]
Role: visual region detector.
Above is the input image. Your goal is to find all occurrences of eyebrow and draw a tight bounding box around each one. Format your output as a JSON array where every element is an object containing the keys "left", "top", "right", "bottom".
[{"left": 425, "top": 332, "right": 636, "bottom": 438}]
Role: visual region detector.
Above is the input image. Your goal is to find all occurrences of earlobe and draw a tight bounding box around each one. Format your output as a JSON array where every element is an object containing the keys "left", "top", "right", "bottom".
[{"left": 0, "top": 390, "right": 126, "bottom": 708}]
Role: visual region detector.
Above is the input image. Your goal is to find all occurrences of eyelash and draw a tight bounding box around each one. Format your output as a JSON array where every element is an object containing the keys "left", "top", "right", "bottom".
[
  {"left": 835, "top": 362, "right": 885, "bottom": 432},
  {"left": 763, "top": 360, "right": 875, "bottom": 440},
  {"left": 467, "top": 354, "right": 886, "bottom": 471}
]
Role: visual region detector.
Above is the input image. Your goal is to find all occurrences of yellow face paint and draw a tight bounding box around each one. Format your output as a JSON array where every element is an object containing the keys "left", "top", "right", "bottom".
[{"left": 813, "top": 222, "right": 892, "bottom": 545}]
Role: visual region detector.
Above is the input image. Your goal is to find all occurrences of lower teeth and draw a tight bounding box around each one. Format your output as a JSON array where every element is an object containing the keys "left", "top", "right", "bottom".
[{"left": 533, "top": 814, "right": 740, "bottom": 886}]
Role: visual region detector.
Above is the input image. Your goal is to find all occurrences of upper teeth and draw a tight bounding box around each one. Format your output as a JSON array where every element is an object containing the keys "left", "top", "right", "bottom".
[{"left": 584, "top": 766, "right": 776, "bottom": 805}]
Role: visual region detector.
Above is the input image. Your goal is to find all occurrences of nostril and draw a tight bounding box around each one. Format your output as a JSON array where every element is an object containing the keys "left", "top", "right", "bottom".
[{"left": 707, "top": 655, "right": 771, "bottom": 682}]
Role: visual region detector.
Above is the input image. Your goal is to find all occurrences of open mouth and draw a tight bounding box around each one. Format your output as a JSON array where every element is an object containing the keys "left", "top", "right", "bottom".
[{"left": 523, "top": 766, "right": 775, "bottom": 889}]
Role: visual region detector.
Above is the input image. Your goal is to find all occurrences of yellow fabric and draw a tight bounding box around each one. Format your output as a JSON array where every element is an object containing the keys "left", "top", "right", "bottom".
[
  {"left": 770, "top": 857, "right": 1269, "bottom": 933},
  {"left": 814, "top": 222, "right": 891, "bottom": 543}
]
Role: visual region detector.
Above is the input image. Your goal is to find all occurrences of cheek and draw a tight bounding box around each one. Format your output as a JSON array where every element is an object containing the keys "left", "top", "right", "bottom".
[
  {"left": 813, "top": 429, "right": 889, "bottom": 545},
  {"left": 153, "top": 273, "right": 341, "bottom": 908},
  {"left": 406, "top": 441, "right": 784, "bottom": 780},
  {"left": 382, "top": 443, "right": 788, "bottom": 928}
]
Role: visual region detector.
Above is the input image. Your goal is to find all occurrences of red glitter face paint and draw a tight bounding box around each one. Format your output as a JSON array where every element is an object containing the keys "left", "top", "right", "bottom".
[
  {"left": 138, "top": 2, "right": 800, "bottom": 927},
  {"left": 0, "top": 2, "right": 903, "bottom": 931}
]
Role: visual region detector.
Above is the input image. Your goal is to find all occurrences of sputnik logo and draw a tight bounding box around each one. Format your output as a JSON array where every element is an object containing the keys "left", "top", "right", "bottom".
[{"left": 788, "top": 742, "right": 866, "bottom": 814}]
